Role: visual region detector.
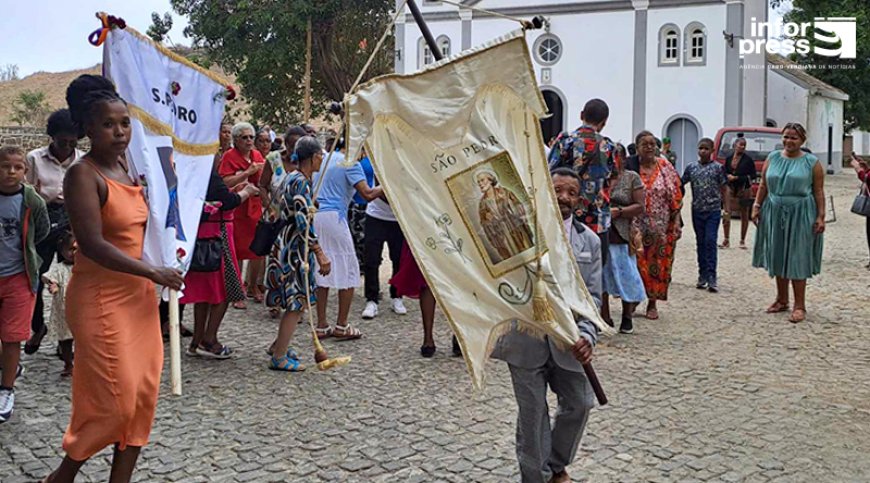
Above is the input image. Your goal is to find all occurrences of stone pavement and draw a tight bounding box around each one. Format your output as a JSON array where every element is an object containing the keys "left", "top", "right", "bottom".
[{"left": 2, "top": 173, "right": 869, "bottom": 482}]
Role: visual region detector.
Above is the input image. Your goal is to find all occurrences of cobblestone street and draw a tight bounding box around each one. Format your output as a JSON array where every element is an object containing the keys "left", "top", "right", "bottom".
[{"left": 2, "top": 173, "right": 869, "bottom": 482}]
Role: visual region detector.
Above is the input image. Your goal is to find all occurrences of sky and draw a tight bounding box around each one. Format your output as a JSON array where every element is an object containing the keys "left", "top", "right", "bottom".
[
  {"left": 0, "top": 0, "right": 190, "bottom": 77},
  {"left": 1, "top": 1, "right": 789, "bottom": 78}
]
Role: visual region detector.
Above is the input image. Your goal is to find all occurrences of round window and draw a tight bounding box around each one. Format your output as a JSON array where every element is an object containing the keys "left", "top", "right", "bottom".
[{"left": 534, "top": 34, "right": 562, "bottom": 66}]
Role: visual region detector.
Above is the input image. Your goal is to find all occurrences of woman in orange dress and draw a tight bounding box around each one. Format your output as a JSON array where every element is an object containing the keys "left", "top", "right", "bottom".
[
  {"left": 634, "top": 130, "right": 683, "bottom": 320},
  {"left": 219, "top": 122, "right": 265, "bottom": 308},
  {"left": 44, "top": 76, "right": 183, "bottom": 482}
]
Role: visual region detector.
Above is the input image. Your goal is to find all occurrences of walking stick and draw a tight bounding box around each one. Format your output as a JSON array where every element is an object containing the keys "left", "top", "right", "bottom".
[
  {"left": 168, "top": 289, "right": 182, "bottom": 395},
  {"left": 583, "top": 363, "right": 607, "bottom": 406}
]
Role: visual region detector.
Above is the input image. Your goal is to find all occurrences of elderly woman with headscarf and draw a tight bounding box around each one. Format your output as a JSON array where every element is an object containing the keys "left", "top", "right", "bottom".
[
  {"left": 264, "top": 136, "right": 332, "bottom": 371},
  {"left": 219, "top": 122, "right": 266, "bottom": 308},
  {"left": 634, "top": 130, "right": 683, "bottom": 321}
]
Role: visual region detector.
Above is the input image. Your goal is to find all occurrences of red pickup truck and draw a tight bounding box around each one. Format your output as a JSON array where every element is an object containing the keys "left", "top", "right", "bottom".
[{"left": 712, "top": 126, "right": 782, "bottom": 198}]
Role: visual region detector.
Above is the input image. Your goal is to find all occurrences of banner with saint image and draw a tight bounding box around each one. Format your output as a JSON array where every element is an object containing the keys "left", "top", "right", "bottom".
[{"left": 345, "top": 31, "right": 613, "bottom": 388}]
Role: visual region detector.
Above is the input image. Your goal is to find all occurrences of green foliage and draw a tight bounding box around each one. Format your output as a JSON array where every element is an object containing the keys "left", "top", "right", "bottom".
[
  {"left": 147, "top": 12, "right": 174, "bottom": 43},
  {"left": 11, "top": 90, "right": 50, "bottom": 127},
  {"left": 778, "top": 0, "right": 870, "bottom": 131},
  {"left": 171, "top": 0, "right": 395, "bottom": 127}
]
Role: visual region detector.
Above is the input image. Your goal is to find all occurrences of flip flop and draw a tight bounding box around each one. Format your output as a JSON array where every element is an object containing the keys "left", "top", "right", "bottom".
[
  {"left": 788, "top": 309, "right": 806, "bottom": 323},
  {"left": 766, "top": 301, "right": 789, "bottom": 313},
  {"left": 645, "top": 308, "right": 659, "bottom": 320}
]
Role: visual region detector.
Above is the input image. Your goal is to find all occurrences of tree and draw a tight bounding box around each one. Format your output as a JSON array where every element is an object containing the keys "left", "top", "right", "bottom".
[
  {"left": 171, "top": 0, "right": 395, "bottom": 127},
  {"left": 11, "top": 90, "right": 50, "bottom": 127},
  {"left": 147, "top": 12, "right": 174, "bottom": 43},
  {"left": 0, "top": 64, "right": 19, "bottom": 82},
  {"left": 771, "top": 0, "right": 870, "bottom": 131}
]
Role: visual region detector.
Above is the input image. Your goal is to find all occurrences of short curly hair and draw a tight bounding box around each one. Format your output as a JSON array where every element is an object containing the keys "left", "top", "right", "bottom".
[{"left": 46, "top": 109, "right": 77, "bottom": 138}]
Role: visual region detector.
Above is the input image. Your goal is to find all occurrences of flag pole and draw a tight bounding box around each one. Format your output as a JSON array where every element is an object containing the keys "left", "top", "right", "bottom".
[{"left": 168, "top": 289, "right": 182, "bottom": 395}]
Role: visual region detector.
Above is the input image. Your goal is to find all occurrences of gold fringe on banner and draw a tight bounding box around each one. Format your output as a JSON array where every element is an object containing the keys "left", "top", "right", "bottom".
[{"left": 128, "top": 104, "right": 220, "bottom": 156}]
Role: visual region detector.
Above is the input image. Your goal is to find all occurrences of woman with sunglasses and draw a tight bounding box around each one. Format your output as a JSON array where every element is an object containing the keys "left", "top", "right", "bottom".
[
  {"left": 219, "top": 123, "right": 266, "bottom": 309},
  {"left": 752, "top": 123, "right": 825, "bottom": 323}
]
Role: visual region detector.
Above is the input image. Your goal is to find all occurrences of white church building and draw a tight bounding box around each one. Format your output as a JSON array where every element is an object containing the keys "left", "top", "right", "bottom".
[{"left": 394, "top": 0, "right": 847, "bottom": 174}]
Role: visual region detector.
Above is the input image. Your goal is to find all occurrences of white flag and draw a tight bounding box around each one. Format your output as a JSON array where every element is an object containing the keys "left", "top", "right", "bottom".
[{"left": 103, "top": 27, "right": 229, "bottom": 273}]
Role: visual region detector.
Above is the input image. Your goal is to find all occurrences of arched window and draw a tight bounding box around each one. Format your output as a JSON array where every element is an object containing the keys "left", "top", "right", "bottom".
[
  {"left": 437, "top": 35, "right": 451, "bottom": 58},
  {"left": 418, "top": 37, "right": 433, "bottom": 68},
  {"left": 659, "top": 24, "right": 681, "bottom": 66},
  {"left": 685, "top": 22, "right": 707, "bottom": 65}
]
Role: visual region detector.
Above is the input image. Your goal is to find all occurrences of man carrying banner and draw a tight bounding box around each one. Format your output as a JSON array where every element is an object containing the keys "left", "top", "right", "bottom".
[{"left": 491, "top": 168, "right": 601, "bottom": 483}]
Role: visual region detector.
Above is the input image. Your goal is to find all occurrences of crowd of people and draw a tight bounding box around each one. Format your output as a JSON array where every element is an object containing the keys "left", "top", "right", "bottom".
[{"left": 0, "top": 71, "right": 845, "bottom": 482}]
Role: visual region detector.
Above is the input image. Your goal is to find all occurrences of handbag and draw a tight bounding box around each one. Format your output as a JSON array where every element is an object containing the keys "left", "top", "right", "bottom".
[
  {"left": 189, "top": 237, "right": 222, "bottom": 272},
  {"left": 851, "top": 183, "right": 870, "bottom": 217},
  {"left": 249, "top": 218, "right": 287, "bottom": 257}
]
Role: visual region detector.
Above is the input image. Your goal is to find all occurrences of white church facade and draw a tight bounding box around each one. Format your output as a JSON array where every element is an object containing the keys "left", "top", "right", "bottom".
[{"left": 394, "top": 0, "right": 845, "bottom": 174}]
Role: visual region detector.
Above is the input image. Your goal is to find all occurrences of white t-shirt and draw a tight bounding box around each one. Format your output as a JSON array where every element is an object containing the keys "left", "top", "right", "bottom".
[{"left": 365, "top": 197, "right": 396, "bottom": 222}]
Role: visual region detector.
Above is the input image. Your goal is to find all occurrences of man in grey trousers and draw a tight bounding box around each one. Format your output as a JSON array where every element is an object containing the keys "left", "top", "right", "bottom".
[{"left": 491, "top": 168, "right": 602, "bottom": 483}]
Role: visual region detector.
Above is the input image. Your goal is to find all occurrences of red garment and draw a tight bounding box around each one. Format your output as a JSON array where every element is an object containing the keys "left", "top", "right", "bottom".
[
  {"left": 179, "top": 216, "right": 241, "bottom": 305},
  {"left": 219, "top": 148, "right": 264, "bottom": 260},
  {"left": 389, "top": 242, "right": 428, "bottom": 299}
]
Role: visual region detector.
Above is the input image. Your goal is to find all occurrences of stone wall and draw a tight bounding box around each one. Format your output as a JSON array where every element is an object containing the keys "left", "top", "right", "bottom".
[{"left": 0, "top": 126, "right": 90, "bottom": 152}]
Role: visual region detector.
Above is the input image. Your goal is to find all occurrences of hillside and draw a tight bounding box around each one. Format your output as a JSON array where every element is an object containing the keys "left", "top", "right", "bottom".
[{"left": 0, "top": 65, "right": 102, "bottom": 126}]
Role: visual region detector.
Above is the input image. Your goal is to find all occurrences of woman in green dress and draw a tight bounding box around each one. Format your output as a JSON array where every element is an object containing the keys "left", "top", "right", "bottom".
[{"left": 751, "top": 123, "right": 825, "bottom": 323}]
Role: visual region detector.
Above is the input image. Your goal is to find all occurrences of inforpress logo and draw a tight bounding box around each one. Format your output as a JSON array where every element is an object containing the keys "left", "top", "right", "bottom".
[{"left": 741, "top": 17, "right": 857, "bottom": 59}]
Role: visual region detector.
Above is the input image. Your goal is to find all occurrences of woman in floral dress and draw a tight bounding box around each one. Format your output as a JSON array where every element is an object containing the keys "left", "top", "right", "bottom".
[
  {"left": 634, "top": 131, "right": 683, "bottom": 320},
  {"left": 264, "top": 136, "right": 331, "bottom": 372}
]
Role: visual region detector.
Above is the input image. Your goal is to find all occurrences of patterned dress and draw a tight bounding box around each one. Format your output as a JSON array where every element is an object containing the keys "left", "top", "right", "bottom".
[
  {"left": 636, "top": 157, "right": 683, "bottom": 300},
  {"left": 265, "top": 171, "right": 318, "bottom": 312}
]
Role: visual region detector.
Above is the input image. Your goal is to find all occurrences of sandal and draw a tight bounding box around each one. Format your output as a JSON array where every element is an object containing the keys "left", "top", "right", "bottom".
[
  {"left": 645, "top": 308, "right": 659, "bottom": 320},
  {"left": 789, "top": 308, "right": 806, "bottom": 323},
  {"left": 61, "top": 367, "right": 73, "bottom": 378},
  {"left": 232, "top": 300, "right": 247, "bottom": 310},
  {"left": 186, "top": 345, "right": 200, "bottom": 357},
  {"left": 739, "top": 241, "right": 748, "bottom": 250},
  {"left": 315, "top": 326, "right": 333, "bottom": 340},
  {"left": 196, "top": 342, "right": 234, "bottom": 360},
  {"left": 766, "top": 301, "right": 790, "bottom": 313},
  {"left": 24, "top": 325, "right": 48, "bottom": 355},
  {"left": 269, "top": 355, "right": 305, "bottom": 372},
  {"left": 332, "top": 324, "right": 363, "bottom": 340},
  {"left": 718, "top": 239, "right": 730, "bottom": 249}
]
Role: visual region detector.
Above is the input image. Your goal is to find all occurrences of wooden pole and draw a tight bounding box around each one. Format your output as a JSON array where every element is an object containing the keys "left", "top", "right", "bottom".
[
  {"left": 303, "top": 19, "right": 312, "bottom": 122},
  {"left": 168, "top": 290, "right": 182, "bottom": 395}
]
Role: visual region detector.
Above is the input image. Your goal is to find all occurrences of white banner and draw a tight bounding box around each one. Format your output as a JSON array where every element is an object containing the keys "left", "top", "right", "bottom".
[
  {"left": 103, "top": 27, "right": 228, "bottom": 272},
  {"left": 346, "top": 31, "right": 613, "bottom": 389}
]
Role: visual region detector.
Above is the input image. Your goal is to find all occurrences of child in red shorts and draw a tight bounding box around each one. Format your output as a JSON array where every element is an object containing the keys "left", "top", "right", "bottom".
[{"left": 0, "top": 146, "right": 49, "bottom": 423}]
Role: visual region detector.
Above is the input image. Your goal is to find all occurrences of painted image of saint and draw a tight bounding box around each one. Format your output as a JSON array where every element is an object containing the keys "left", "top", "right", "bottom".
[{"left": 475, "top": 168, "right": 534, "bottom": 264}]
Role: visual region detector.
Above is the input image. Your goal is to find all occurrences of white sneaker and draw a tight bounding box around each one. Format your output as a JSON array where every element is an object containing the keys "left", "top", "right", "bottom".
[
  {"left": 391, "top": 298, "right": 408, "bottom": 315},
  {"left": 361, "top": 301, "right": 378, "bottom": 319},
  {"left": 0, "top": 387, "right": 14, "bottom": 423}
]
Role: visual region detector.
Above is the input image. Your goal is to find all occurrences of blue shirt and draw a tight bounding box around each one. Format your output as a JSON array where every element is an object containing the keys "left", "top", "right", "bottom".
[
  {"left": 681, "top": 160, "right": 727, "bottom": 212},
  {"left": 352, "top": 157, "right": 374, "bottom": 205},
  {"left": 313, "top": 151, "right": 366, "bottom": 216}
]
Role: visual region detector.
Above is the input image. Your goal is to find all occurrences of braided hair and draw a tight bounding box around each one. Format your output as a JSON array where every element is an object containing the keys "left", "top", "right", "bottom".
[{"left": 65, "top": 74, "right": 126, "bottom": 139}]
